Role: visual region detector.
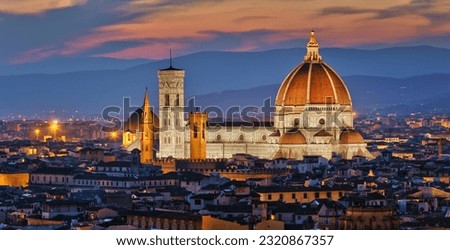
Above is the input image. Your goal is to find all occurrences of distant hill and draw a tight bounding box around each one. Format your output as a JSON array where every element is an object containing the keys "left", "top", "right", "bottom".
[
  {"left": 192, "top": 74, "right": 450, "bottom": 115},
  {"left": 0, "top": 56, "right": 152, "bottom": 75},
  {"left": 0, "top": 46, "right": 450, "bottom": 116}
]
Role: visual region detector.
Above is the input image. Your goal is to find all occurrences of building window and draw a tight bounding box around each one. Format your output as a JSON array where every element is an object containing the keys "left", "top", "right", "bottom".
[
  {"left": 202, "top": 123, "right": 206, "bottom": 139},
  {"left": 339, "top": 191, "right": 343, "bottom": 197},
  {"left": 327, "top": 192, "right": 332, "bottom": 198},
  {"left": 277, "top": 214, "right": 282, "bottom": 221},
  {"left": 268, "top": 194, "right": 272, "bottom": 200},
  {"left": 303, "top": 193, "right": 307, "bottom": 199},
  {"left": 194, "top": 199, "right": 201, "bottom": 205},
  {"left": 165, "top": 94, "right": 170, "bottom": 106},
  {"left": 315, "top": 192, "right": 320, "bottom": 199},
  {"left": 279, "top": 194, "right": 284, "bottom": 201},
  {"left": 292, "top": 193, "right": 296, "bottom": 200},
  {"left": 194, "top": 123, "right": 198, "bottom": 138},
  {"left": 175, "top": 94, "right": 180, "bottom": 106}
]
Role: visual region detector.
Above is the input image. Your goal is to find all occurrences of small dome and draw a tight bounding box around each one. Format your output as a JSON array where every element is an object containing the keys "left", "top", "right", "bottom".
[
  {"left": 275, "top": 31, "right": 351, "bottom": 107},
  {"left": 279, "top": 131, "right": 307, "bottom": 144},
  {"left": 340, "top": 130, "right": 365, "bottom": 144},
  {"left": 124, "top": 108, "right": 159, "bottom": 132}
]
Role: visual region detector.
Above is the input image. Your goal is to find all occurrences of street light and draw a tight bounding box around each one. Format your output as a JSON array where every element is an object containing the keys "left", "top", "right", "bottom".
[
  {"left": 50, "top": 120, "right": 58, "bottom": 140},
  {"left": 110, "top": 131, "right": 118, "bottom": 141},
  {"left": 34, "top": 129, "right": 40, "bottom": 141}
]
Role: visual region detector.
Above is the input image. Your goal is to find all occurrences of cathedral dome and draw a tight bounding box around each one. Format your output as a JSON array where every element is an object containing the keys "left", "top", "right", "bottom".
[
  {"left": 124, "top": 89, "right": 159, "bottom": 133},
  {"left": 124, "top": 108, "right": 159, "bottom": 132},
  {"left": 339, "top": 130, "right": 365, "bottom": 144},
  {"left": 275, "top": 31, "right": 351, "bottom": 106},
  {"left": 279, "top": 130, "right": 307, "bottom": 144}
]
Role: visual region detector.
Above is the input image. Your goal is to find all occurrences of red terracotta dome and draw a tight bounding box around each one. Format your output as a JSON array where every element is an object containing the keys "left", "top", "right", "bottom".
[
  {"left": 275, "top": 31, "right": 351, "bottom": 106},
  {"left": 340, "top": 130, "right": 365, "bottom": 144},
  {"left": 279, "top": 130, "right": 307, "bottom": 144}
]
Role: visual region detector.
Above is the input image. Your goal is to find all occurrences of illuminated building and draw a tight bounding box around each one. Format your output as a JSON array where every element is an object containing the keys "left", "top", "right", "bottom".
[
  {"left": 122, "top": 89, "right": 155, "bottom": 164},
  {"left": 124, "top": 32, "right": 372, "bottom": 160},
  {"left": 339, "top": 207, "right": 399, "bottom": 230}
]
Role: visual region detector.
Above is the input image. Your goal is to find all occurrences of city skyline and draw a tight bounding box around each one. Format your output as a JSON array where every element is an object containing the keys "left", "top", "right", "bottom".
[
  {"left": 0, "top": 1, "right": 449, "bottom": 232},
  {"left": 1, "top": 0, "right": 450, "bottom": 65}
]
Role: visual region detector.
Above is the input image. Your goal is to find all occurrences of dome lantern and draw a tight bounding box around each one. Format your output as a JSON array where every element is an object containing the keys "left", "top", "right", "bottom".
[{"left": 304, "top": 30, "right": 322, "bottom": 62}]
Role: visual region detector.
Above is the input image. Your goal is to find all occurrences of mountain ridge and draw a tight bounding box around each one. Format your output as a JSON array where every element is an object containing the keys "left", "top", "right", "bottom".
[{"left": 0, "top": 46, "right": 449, "bottom": 116}]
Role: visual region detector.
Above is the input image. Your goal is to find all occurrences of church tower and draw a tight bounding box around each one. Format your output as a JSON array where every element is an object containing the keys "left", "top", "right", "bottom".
[
  {"left": 140, "top": 88, "right": 153, "bottom": 163},
  {"left": 157, "top": 58, "right": 186, "bottom": 158},
  {"left": 189, "top": 111, "right": 207, "bottom": 160}
]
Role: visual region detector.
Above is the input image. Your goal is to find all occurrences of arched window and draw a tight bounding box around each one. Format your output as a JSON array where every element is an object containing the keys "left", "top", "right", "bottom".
[
  {"left": 165, "top": 94, "right": 170, "bottom": 106},
  {"left": 175, "top": 94, "right": 180, "bottom": 106},
  {"left": 193, "top": 123, "right": 198, "bottom": 138}
]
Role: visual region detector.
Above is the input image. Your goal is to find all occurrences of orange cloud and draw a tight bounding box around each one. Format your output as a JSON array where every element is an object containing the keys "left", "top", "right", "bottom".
[
  {"left": 11, "top": 0, "right": 450, "bottom": 62},
  {"left": 10, "top": 46, "right": 59, "bottom": 64},
  {"left": 97, "top": 42, "right": 185, "bottom": 59},
  {"left": 0, "top": 0, "right": 87, "bottom": 15}
]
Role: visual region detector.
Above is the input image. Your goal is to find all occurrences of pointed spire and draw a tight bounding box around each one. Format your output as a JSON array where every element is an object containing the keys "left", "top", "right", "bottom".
[
  {"left": 304, "top": 30, "right": 322, "bottom": 62},
  {"left": 143, "top": 87, "right": 150, "bottom": 107}
]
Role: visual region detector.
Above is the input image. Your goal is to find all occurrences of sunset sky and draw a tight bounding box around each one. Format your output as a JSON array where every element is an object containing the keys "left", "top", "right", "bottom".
[{"left": 1, "top": 0, "right": 449, "bottom": 64}]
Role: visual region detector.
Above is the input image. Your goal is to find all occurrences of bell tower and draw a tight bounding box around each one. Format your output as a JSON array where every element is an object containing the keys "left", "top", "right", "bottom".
[
  {"left": 140, "top": 88, "right": 153, "bottom": 163},
  {"left": 157, "top": 55, "right": 186, "bottom": 158}
]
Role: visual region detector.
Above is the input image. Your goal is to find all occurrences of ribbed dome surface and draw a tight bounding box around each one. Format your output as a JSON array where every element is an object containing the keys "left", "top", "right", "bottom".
[
  {"left": 275, "top": 31, "right": 351, "bottom": 106},
  {"left": 340, "top": 130, "right": 365, "bottom": 144},
  {"left": 279, "top": 131, "right": 307, "bottom": 144},
  {"left": 275, "top": 62, "right": 351, "bottom": 106}
]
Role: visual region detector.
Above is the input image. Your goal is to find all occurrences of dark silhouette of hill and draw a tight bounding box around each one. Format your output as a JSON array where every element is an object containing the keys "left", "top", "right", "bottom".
[{"left": 0, "top": 46, "right": 449, "bottom": 115}]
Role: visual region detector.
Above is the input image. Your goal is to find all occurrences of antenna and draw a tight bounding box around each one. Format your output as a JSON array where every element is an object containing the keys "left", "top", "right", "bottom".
[{"left": 169, "top": 49, "right": 172, "bottom": 68}]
